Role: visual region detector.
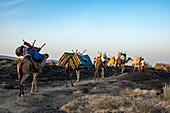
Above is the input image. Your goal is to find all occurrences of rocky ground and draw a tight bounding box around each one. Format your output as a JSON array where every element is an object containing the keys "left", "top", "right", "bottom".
[{"left": 0, "top": 60, "right": 170, "bottom": 113}]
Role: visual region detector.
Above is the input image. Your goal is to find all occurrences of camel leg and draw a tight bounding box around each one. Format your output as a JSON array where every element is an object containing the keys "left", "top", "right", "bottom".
[
  {"left": 30, "top": 73, "right": 38, "bottom": 95},
  {"left": 121, "top": 64, "right": 125, "bottom": 74},
  {"left": 113, "top": 67, "right": 118, "bottom": 76},
  {"left": 18, "top": 80, "right": 23, "bottom": 97},
  {"left": 94, "top": 70, "right": 96, "bottom": 80},
  {"left": 64, "top": 70, "right": 68, "bottom": 87},
  {"left": 64, "top": 63, "right": 70, "bottom": 87},
  {"left": 69, "top": 71, "right": 74, "bottom": 86},
  {"left": 17, "top": 61, "right": 23, "bottom": 97},
  {"left": 114, "top": 64, "right": 118, "bottom": 76},
  {"left": 18, "top": 71, "right": 23, "bottom": 97},
  {"left": 75, "top": 70, "right": 80, "bottom": 85},
  {"left": 33, "top": 73, "right": 38, "bottom": 92},
  {"left": 133, "top": 66, "right": 136, "bottom": 71},
  {"left": 65, "top": 77, "right": 68, "bottom": 87},
  {"left": 94, "top": 69, "right": 98, "bottom": 81},
  {"left": 64, "top": 69, "right": 74, "bottom": 87},
  {"left": 19, "top": 74, "right": 30, "bottom": 97},
  {"left": 101, "top": 68, "right": 105, "bottom": 80},
  {"left": 34, "top": 77, "right": 38, "bottom": 92},
  {"left": 138, "top": 66, "right": 141, "bottom": 72},
  {"left": 30, "top": 78, "right": 35, "bottom": 95},
  {"left": 115, "top": 63, "right": 121, "bottom": 75}
]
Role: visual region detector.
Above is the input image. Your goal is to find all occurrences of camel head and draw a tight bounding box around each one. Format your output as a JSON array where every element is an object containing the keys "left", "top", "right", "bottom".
[
  {"left": 38, "top": 53, "right": 49, "bottom": 68},
  {"left": 101, "top": 52, "right": 108, "bottom": 63},
  {"left": 127, "top": 57, "right": 132, "bottom": 61},
  {"left": 120, "top": 53, "right": 127, "bottom": 62},
  {"left": 44, "top": 53, "right": 49, "bottom": 59},
  {"left": 129, "top": 58, "right": 134, "bottom": 62}
]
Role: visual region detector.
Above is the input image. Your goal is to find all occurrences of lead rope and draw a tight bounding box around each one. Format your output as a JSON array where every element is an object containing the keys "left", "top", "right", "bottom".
[{"left": 48, "top": 65, "right": 65, "bottom": 73}]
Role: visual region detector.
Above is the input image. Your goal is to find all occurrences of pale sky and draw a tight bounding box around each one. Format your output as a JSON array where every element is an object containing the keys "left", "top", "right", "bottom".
[{"left": 0, "top": 0, "right": 170, "bottom": 66}]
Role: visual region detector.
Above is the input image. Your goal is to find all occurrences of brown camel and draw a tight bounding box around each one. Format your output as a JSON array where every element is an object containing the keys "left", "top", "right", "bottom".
[
  {"left": 129, "top": 57, "right": 145, "bottom": 72},
  {"left": 129, "top": 57, "right": 141, "bottom": 71},
  {"left": 94, "top": 52, "right": 108, "bottom": 80},
  {"left": 107, "top": 52, "right": 131, "bottom": 74},
  {"left": 60, "top": 50, "right": 92, "bottom": 87},
  {"left": 17, "top": 54, "right": 49, "bottom": 97},
  {"left": 63, "top": 62, "right": 82, "bottom": 87}
]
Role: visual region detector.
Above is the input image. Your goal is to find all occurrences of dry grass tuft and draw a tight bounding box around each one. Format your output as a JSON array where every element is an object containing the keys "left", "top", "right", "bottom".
[
  {"left": 91, "top": 95, "right": 132, "bottom": 110},
  {"left": 61, "top": 92, "right": 163, "bottom": 113},
  {"left": 163, "top": 84, "right": 170, "bottom": 100},
  {"left": 155, "top": 63, "right": 170, "bottom": 72},
  {"left": 0, "top": 60, "right": 10, "bottom": 65},
  {"left": 121, "top": 88, "right": 158, "bottom": 97}
]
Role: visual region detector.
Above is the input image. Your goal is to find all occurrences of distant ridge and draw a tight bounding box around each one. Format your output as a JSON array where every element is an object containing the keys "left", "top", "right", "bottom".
[
  {"left": 0, "top": 55, "right": 17, "bottom": 61},
  {"left": 0, "top": 55, "right": 58, "bottom": 63}
]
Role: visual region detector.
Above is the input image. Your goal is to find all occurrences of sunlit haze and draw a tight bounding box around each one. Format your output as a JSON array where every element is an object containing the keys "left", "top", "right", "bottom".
[{"left": 0, "top": 0, "right": 170, "bottom": 66}]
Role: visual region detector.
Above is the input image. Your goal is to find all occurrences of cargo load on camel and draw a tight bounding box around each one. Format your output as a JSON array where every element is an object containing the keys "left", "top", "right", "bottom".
[
  {"left": 59, "top": 51, "right": 92, "bottom": 70},
  {"left": 15, "top": 40, "right": 47, "bottom": 73}
]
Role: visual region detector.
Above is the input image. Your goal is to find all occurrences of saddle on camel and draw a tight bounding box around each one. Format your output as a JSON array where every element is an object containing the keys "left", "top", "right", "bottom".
[{"left": 15, "top": 40, "right": 46, "bottom": 73}]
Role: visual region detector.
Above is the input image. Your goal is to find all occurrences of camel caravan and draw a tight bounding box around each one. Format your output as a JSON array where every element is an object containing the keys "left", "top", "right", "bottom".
[{"left": 15, "top": 40, "right": 147, "bottom": 97}]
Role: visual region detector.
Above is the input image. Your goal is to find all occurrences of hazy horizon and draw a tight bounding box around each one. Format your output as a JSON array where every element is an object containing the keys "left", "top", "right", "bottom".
[{"left": 0, "top": 0, "right": 170, "bottom": 66}]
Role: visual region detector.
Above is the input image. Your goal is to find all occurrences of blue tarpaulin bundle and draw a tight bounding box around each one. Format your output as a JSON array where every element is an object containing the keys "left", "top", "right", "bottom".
[{"left": 31, "top": 50, "right": 44, "bottom": 63}]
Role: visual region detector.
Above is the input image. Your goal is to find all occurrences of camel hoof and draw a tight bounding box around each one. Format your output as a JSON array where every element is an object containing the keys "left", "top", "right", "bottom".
[
  {"left": 30, "top": 92, "right": 33, "bottom": 95},
  {"left": 101, "top": 78, "right": 105, "bottom": 81},
  {"left": 74, "top": 82, "right": 79, "bottom": 86}
]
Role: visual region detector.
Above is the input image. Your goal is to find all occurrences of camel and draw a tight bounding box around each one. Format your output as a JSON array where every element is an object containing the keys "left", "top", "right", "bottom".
[
  {"left": 129, "top": 57, "right": 145, "bottom": 72},
  {"left": 129, "top": 57, "right": 141, "bottom": 71},
  {"left": 94, "top": 52, "right": 108, "bottom": 80},
  {"left": 140, "top": 59, "right": 145, "bottom": 72},
  {"left": 63, "top": 62, "right": 82, "bottom": 87},
  {"left": 107, "top": 52, "right": 131, "bottom": 74},
  {"left": 17, "top": 53, "right": 49, "bottom": 97},
  {"left": 60, "top": 50, "right": 92, "bottom": 87}
]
